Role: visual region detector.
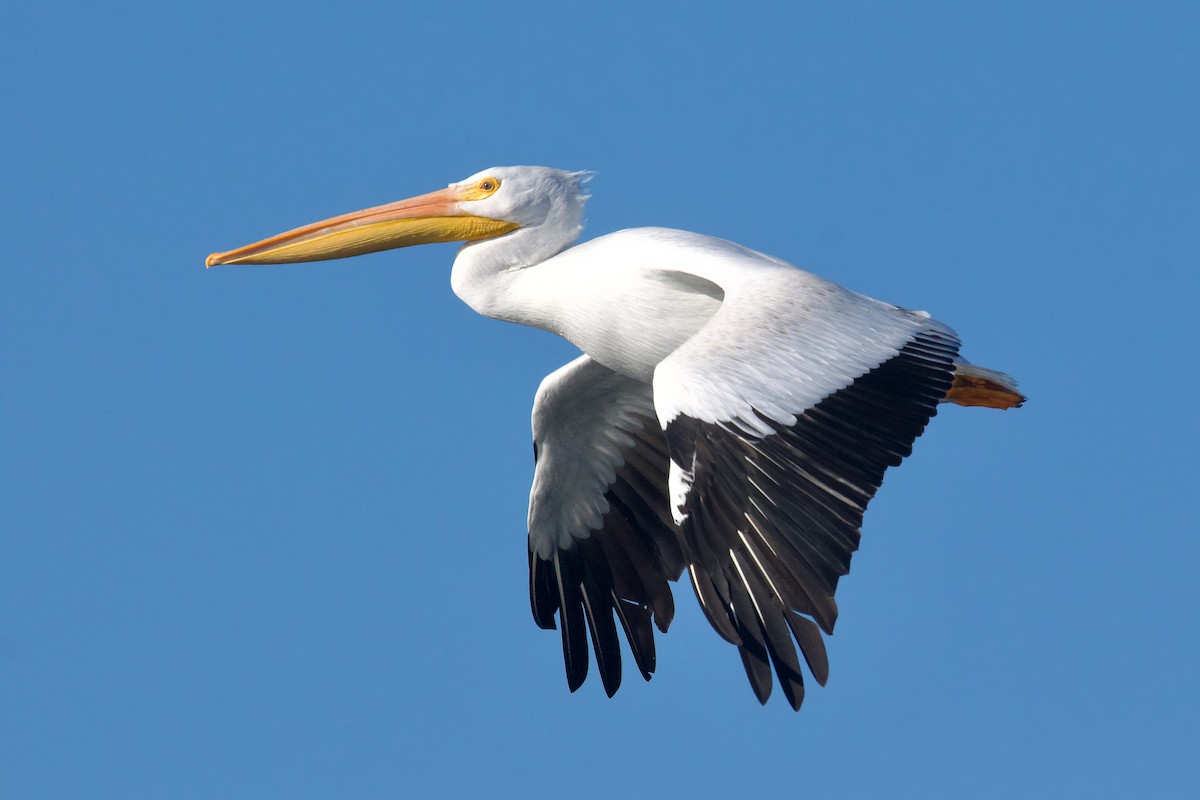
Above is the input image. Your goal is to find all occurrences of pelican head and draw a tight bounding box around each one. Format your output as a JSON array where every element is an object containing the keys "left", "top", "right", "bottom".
[{"left": 205, "top": 166, "right": 590, "bottom": 267}]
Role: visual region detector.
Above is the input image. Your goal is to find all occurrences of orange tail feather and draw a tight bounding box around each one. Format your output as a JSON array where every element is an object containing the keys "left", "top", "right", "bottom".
[{"left": 944, "top": 363, "right": 1025, "bottom": 409}]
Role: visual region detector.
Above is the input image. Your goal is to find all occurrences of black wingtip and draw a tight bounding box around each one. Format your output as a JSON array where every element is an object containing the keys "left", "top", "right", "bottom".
[
  {"left": 554, "top": 552, "right": 590, "bottom": 693},
  {"left": 580, "top": 565, "right": 623, "bottom": 698},
  {"left": 787, "top": 613, "right": 830, "bottom": 687}
]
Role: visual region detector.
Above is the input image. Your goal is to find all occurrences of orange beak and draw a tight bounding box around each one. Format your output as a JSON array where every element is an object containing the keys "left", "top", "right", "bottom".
[{"left": 206, "top": 185, "right": 519, "bottom": 267}]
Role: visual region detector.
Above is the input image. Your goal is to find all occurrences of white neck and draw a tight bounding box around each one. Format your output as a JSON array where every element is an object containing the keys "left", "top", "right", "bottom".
[{"left": 449, "top": 215, "right": 583, "bottom": 331}]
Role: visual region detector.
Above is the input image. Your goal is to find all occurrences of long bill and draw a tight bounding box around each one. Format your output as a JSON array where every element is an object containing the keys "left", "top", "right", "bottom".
[{"left": 206, "top": 186, "right": 519, "bottom": 267}]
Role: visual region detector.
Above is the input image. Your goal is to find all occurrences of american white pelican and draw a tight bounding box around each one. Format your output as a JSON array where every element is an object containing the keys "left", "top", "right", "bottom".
[{"left": 208, "top": 166, "right": 1023, "bottom": 710}]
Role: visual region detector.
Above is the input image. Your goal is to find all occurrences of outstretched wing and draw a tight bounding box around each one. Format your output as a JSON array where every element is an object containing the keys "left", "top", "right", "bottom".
[
  {"left": 528, "top": 355, "right": 684, "bottom": 697},
  {"left": 653, "top": 264, "right": 960, "bottom": 710}
]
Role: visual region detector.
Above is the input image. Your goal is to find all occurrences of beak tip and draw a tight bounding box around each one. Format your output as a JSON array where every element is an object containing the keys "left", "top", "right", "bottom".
[{"left": 205, "top": 253, "right": 223, "bottom": 268}]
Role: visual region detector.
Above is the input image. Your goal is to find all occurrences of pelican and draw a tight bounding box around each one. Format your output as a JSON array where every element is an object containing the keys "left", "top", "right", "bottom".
[{"left": 208, "top": 166, "right": 1023, "bottom": 710}]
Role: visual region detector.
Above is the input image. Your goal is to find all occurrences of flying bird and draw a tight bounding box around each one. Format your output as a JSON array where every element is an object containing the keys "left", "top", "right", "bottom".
[{"left": 208, "top": 166, "right": 1023, "bottom": 710}]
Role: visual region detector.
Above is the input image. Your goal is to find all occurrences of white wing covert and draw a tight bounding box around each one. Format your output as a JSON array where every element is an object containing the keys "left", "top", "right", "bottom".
[
  {"left": 653, "top": 267, "right": 961, "bottom": 709},
  {"left": 528, "top": 355, "right": 683, "bottom": 697}
]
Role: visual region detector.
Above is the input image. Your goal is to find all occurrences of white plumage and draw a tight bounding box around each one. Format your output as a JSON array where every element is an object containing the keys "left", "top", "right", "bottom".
[{"left": 208, "top": 165, "right": 1023, "bottom": 710}]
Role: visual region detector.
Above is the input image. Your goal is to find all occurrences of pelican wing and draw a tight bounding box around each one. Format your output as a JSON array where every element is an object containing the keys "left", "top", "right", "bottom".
[
  {"left": 653, "top": 266, "right": 961, "bottom": 709},
  {"left": 528, "top": 355, "right": 684, "bottom": 697}
]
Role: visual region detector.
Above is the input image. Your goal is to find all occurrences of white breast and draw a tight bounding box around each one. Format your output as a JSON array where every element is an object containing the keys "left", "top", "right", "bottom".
[{"left": 526, "top": 229, "right": 738, "bottom": 382}]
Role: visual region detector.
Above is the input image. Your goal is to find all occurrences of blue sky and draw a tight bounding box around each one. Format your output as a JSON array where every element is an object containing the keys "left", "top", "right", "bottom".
[{"left": 4, "top": 1, "right": 1197, "bottom": 797}]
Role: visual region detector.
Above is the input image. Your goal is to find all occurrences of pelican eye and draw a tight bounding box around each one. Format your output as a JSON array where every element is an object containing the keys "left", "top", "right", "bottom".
[{"left": 459, "top": 176, "right": 502, "bottom": 201}]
